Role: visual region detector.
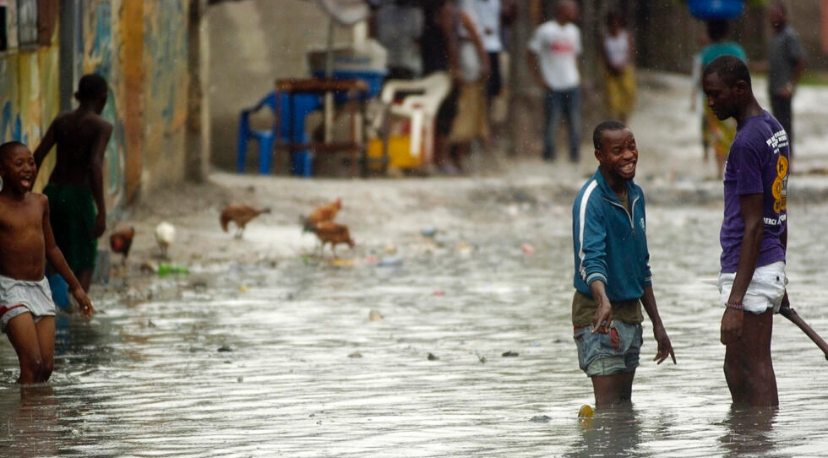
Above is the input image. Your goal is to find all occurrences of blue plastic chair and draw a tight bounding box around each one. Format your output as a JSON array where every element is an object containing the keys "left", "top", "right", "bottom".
[{"left": 237, "top": 91, "right": 321, "bottom": 175}]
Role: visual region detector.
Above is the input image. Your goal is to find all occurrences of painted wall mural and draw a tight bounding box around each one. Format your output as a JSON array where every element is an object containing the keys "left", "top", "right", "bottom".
[{"left": 81, "top": 0, "right": 125, "bottom": 208}]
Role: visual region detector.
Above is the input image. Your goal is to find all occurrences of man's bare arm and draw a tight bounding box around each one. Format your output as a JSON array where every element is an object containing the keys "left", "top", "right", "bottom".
[
  {"left": 641, "top": 285, "right": 676, "bottom": 364},
  {"left": 33, "top": 120, "right": 57, "bottom": 178},
  {"left": 89, "top": 120, "right": 113, "bottom": 238},
  {"left": 526, "top": 52, "right": 547, "bottom": 89},
  {"left": 721, "top": 193, "right": 764, "bottom": 344},
  {"left": 438, "top": 3, "right": 461, "bottom": 80},
  {"left": 589, "top": 280, "right": 612, "bottom": 334}
]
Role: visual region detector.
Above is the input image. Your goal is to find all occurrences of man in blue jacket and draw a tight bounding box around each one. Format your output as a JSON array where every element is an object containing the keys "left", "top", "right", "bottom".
[{"left": 571, "top": 120, "right": 676, "bottom": 407}]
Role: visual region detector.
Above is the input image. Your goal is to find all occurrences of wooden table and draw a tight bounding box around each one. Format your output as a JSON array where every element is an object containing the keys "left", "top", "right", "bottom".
[{"left": 274, "top": 78, "right": 374, "bottom": 177}]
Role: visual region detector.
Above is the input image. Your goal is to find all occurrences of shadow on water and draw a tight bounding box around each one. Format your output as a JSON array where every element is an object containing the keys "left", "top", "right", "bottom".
[
  {"left": 719, "top": 406, "right": 780, "bottom": 458},
  {"left": 564, "top": 406, "right": 643, "bottom": 458},
  {"left": 0, "top": 386, "right": 61, "bottom": 457}
]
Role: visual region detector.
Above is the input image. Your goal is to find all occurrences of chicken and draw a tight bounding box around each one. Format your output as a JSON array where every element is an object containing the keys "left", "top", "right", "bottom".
[
  {"left": 220, "top": 204, "right": 271, "bottom": 239},
  {"left": 109, "top": 226, "right": 136, "bottom": 265},
  {"left": 155, "top": 221, "right": 175, "bottom": 259},
  {"left": 311, "top": 221, "right": 355, "bottom": 257},
  {"left": 302, "top": 198, "right": 342, "bottom": 233}
]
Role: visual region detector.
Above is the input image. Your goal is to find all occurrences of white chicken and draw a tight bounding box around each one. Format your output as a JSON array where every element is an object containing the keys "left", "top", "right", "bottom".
[{"left": 155, "top": 221, "right": 176, "bottom": 259}]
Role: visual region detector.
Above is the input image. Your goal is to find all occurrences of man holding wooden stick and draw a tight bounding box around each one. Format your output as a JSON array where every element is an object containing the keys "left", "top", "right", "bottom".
[{"left": 703, "top": 55, "right": 789, "bottom": 407}]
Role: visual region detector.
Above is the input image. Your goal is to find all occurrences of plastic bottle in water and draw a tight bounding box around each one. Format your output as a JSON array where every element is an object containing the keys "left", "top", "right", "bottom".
[{"left": 157, "top": 263, "right": 189, "bottom": 276}]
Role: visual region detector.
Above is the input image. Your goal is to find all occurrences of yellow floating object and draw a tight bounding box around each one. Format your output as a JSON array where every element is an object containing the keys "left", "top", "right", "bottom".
[
  {"left": 578, "top": 404, "right": 594, "bottom": 418},
  {"left": 331, "top": 258, "right": 355, "bottom": 267},
  {"left": 239, "top": 285, "right": 248, "bottom": 292}
]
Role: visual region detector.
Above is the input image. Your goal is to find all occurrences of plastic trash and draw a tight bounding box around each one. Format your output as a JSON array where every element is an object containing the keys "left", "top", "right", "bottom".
[
  {"left": 377, "top": 256, "right": 403, "bottom": 267},
  {"left": 157, "top": 263, "right": 189, "bottom": 276}
]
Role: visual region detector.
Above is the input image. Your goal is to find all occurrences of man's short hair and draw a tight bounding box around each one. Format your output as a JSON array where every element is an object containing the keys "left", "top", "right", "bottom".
[
  {"left": 76, "top": 74, "right": 108, "bottom": 101},
  {"left": 593, "top": 120, "right": 627, "bottom": 150},
  {"left": 706, "top": 20, "right": 729, "bottom": 41},
  {"left": 0, "top": 141, "right": 27, "bottom": 163},
  {"left": 703, "top": 55, "right": 751, "bottom": 88}
]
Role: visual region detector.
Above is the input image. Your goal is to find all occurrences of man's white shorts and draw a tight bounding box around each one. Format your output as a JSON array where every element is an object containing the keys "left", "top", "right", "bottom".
[{"left": 718, "top": 261, "right": 787, "bottom": 314}]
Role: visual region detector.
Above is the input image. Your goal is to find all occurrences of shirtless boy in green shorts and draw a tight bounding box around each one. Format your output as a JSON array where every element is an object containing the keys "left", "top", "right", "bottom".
[
  {"left": 0, "top": 141, "right": 93, "bottom": 384},
  {"left": 34, "top": 74, "right": 113, "bottom": 293}
]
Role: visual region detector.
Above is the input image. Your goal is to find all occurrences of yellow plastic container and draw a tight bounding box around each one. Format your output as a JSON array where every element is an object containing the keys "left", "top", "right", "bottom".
[{"left": 367, "top": 136, "right": 422, "bottom": 170}]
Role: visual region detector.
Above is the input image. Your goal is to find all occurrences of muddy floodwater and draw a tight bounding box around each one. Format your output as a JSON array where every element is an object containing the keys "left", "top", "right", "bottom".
[{"left": 3, "top": 195, "right": 828, "bottom": 458}]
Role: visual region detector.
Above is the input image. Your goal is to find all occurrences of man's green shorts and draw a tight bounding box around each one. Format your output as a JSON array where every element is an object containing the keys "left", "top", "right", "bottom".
[{"left": 43, "top": 184, "right": 97, "bottom": 273}]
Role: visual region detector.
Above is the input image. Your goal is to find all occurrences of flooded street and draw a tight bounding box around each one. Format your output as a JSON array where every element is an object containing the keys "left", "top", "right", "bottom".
[
  {"left": 3, "top": 190, "right": 828, "bottom": 457},
  {"left": 4, "top": 71, "right": 828, "bottom": 457}
]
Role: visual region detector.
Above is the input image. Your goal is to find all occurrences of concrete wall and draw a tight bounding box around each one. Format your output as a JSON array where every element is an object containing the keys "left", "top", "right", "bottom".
[
  {"left": 79, "top": 0, "right": 191, "bottom": 203},
  {"left": 141, "top": 0, "right": 190, "bottom": 192},
  {"left": 207, "top": 0, "right": 353, "bottom": 171},
  {"left": 2, "top": 0, "right": 202, "bottom": 208},
  {"left": 1, "top": 0, "right": 61, "bottom": 190}
]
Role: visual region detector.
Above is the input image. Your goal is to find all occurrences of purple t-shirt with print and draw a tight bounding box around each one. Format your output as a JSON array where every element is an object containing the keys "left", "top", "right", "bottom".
[{"left": 720, "top": 111, "right": 789, "bottom": 273}]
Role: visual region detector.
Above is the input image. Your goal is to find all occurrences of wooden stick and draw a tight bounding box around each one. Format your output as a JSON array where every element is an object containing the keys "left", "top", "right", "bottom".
[{"left": 779, "top": 306, "right": 828, "bottom": 361}]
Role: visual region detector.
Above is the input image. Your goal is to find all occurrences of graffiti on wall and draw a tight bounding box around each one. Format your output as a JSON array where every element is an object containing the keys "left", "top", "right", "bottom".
[
  {"left": 144, "top": 0, "right": 187, "bottom": 132},
  {"left": 81, "top": 0, "right": 124, "bottom": 207},
  {"left": 0, "top": 58, "right": 22, "bottom": 143}
]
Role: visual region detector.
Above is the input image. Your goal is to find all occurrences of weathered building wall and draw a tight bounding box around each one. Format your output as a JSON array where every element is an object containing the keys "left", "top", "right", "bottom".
[
  {"left": 141, "top": 0, "right": 190, "bottom": 192},
  {"left": 207, "top": 0, "right": 353, "bottom": 171},
  {"left": 79, "top": 0, "right": 128, "bottom": 208},
  {"left": 79, "top": 0, "right": 191, "bottom": 203},
  {"left": 1, "top": 0, "right": 61, "bottom": 191},
  {"left": 2, "top": 0, "right": 203, "bottom": 210}
]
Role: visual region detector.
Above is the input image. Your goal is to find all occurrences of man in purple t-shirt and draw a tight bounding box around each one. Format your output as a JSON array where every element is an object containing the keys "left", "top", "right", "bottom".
[{"left": 703, "top": 55, "right": 789, "bottom": 407}]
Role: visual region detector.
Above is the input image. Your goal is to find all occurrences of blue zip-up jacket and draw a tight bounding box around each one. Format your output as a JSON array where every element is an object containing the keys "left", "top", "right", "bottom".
[{"left": 572, "top": 168, "right": 652, "bottom": 301}]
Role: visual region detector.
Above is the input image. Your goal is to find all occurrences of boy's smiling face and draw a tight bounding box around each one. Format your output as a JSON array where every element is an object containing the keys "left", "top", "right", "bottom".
[{"left": 0, "top": 144, "right": 37, "bottom": 194}]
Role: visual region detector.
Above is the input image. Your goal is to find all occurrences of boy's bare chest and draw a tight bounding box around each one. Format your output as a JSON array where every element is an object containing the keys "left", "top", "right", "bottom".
[{"left": 0, "top": 199, "right": 43, "bottom": 235}]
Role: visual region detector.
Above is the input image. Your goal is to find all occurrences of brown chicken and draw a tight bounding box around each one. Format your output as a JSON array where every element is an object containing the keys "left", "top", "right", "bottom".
[
  {"left": 312, "top": 221, "right": 355, "bottom": 257},
  {"left": 302, "top": 198, "right": 342, "bottom": 233},
  {"left": 109, "top": 226, "right": 136, "bottom": 265},
  {"left": 220, "top": 204, "right": 271, "bottom": 238}
]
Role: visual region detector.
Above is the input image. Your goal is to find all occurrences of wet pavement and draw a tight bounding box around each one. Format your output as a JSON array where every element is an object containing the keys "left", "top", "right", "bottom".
[{"left": 3, "top": 72, "right": 828, "bottom": 457}]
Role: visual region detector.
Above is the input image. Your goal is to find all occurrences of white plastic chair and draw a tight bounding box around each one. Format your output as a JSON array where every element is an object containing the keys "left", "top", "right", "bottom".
[{"left": 376, "top": 71, "right": 451, "bottom": 166}]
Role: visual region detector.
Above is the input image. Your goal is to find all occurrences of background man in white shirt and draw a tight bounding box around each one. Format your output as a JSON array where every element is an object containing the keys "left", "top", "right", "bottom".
[{"left": 527, "top": 0, "right": 582, "bottom": 163}]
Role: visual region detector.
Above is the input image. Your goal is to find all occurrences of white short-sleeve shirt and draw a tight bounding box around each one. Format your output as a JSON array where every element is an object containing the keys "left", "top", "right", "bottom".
[{"left": 528, "top": 21, "right": 582, "bottom": 90}]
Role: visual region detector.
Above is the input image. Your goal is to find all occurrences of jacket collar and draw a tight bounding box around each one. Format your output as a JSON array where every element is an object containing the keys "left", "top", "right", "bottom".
[{"left": 591, "top": 167, "right": 639, "bottom": 205}]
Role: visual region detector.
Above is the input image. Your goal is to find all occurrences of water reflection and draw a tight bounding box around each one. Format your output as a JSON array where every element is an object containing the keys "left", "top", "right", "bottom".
[
  {"left": 0, "top": 386, "right": 61, "bottom": 457},
  {"left": 720, "top": 406, "right": 779, "bottom": 458},
  {"left": 565, "top": 406, "right": 642, "bottom": 458}
]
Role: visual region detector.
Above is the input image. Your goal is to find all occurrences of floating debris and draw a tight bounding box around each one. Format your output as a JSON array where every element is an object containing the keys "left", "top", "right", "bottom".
[
  {"left": 522, "top": 243, "right": 535, "bottom": 255},
  {"left": 238, "top": 285, "right": 248, "bottom": 292},
  {"left": 348, "top": 351, "right": 363, "bottom": 358},
  {"left": 217, "top": 346, "right": 233, "bottom": 352},
  {"left": 427, "top": 353, "right": 440, "bottom": 361},
  {"left": 421, "top": 227, "right": 438, "bottom": 238},
  {"left": 529, "top": 415, "right": 551, "bottom": 423},
  {"left": 578, "top": 405, "right": 594, "bottom": 418},
  {"left": 378, "top": 257, "right": 403, "bottom": 267},
  {"left": 331, "top": 258, "right": 355, "bottom": 267},
  {"left": 369, "top": 310, "right": 384, "bottom": 321},
  {"left": 502, "top": 351, "right": 519, "bottom": 357},
  {"left": 433, "top": 290, "right": 446, "bottom": 297},
  {"left": 476, "top": 352, "right": 486, "bottom": 364}
]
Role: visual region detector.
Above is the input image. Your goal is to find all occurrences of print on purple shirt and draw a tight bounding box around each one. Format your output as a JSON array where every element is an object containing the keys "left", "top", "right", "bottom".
[{"left": 719, "top": 111, "right": 789, "bottom": 273}]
